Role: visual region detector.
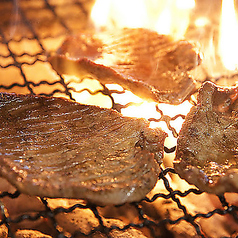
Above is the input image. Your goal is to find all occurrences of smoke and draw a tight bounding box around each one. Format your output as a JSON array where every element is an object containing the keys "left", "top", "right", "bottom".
[{"left": 9, "top": 0, "right": 19, "bottom": 39}]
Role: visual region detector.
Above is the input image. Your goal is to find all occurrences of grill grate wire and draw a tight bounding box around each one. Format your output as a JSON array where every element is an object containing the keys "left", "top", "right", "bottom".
[{"left": 0, "top": 0, "right": 238, "bottom": 237}]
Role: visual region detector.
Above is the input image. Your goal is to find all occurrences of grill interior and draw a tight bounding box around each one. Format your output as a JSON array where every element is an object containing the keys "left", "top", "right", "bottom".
[{"left": 0, "top": 0, "right": 238, "bottom": 237}]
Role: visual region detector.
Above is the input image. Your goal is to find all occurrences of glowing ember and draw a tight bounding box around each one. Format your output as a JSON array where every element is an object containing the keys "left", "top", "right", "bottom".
[{"left": 219, "top": 0, "right": 238, "bottom": 71}]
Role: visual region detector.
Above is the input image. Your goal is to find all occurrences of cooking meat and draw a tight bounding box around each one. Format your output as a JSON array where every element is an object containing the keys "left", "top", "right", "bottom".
[
  {"left": 174, "top": 81, "right": 238, "bottom": 194},
  {"left": 0, "top": 92, "right": 167, "bottom": 205},
  {"left": 48, "top": 28, "right": 201, "bottom": 105}
]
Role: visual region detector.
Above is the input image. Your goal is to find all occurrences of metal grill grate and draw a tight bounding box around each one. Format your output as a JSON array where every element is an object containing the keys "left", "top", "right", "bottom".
[{"left": 0, "top": 0, "right": 238, "bottom": 237}]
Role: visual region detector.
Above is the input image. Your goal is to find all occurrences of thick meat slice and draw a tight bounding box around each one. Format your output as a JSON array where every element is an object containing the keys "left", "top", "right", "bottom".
[
  {"left": 174, "top": 81, "right": 238, "bottom": 194},
  {"left": 0, "top": 93, "right": 167, "bottom": 205},
  {"left": 48, "top": 28, "right": 201, "bottom": 104}
]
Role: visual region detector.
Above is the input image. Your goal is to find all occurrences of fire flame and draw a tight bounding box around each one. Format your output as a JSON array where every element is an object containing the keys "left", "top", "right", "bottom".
[
  {"left": 219, "top": 0, "right": 238, "bottom": 71},
  {"left": 155, "top": 0, "right": 195, "bottom": 39},
  {"left": 91, "top": 0, "right": 238, "bottom": 72},
  {"left": 91, "top": 0, "right": 195, "bottom": 39},
  {"left": 90, "top": 0, "right": 148, "bottom": 29}
]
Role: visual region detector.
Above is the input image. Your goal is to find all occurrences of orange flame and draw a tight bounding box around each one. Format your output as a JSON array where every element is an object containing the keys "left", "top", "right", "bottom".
[
  {"left": 90, "top": 0, "right": 195, "bottom": 39},
  {"left": 219, "top": 0, "right": 238, "bottom": 71}
]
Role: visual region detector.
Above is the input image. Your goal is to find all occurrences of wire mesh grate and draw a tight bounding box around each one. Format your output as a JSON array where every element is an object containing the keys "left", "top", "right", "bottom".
[{"left": 0, "top": 0, "right": 238, "bottom": 237}]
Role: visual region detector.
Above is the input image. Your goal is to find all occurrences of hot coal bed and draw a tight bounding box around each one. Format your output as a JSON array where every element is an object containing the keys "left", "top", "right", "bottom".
[{"left": 0, "top": 0, "right": 238, "bottom": 237}]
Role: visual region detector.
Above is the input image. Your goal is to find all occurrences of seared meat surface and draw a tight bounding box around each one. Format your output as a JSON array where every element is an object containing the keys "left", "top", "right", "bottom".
[
  {"left": 48, "top": 28, "right": 201, "bottom": 104},
  {"left": 0, "top": 93, "right": 167, "bottom": 205},
  {"left": 174, "top": 81, "right": 238, "bottom": 194}
]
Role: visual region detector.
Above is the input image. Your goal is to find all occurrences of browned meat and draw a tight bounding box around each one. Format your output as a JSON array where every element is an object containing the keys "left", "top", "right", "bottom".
[
  {"left": 0, "top": 93, "right": 167, "bottom": 205},
  {"left": 48, "top": 28, "right": 201, "bottom": 105},
  {"left": 174, "top": 81, "right": 238, "bottom": 194}
]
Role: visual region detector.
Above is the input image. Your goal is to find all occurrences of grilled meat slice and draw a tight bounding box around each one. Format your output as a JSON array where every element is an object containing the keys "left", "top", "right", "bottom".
[
  {"left": 174, "top": 81, "right": 238, "bottom": 194},
  {"left": 0, "top": 93, "right": 167, "bottom": 205},
  {"left": 48, "top": 28, "right": 201, "bottom": 105}
]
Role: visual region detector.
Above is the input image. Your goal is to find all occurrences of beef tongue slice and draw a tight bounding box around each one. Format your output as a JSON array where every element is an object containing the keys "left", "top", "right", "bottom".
[
  {"left": 0, "top": 93, "right": 167, "bottom": 205},
  {"left": 48, "top": 28, "right": 201, "bottom": 105},
  {"left": 174, "top": 81, "right": 238, "bottom": 194}
]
